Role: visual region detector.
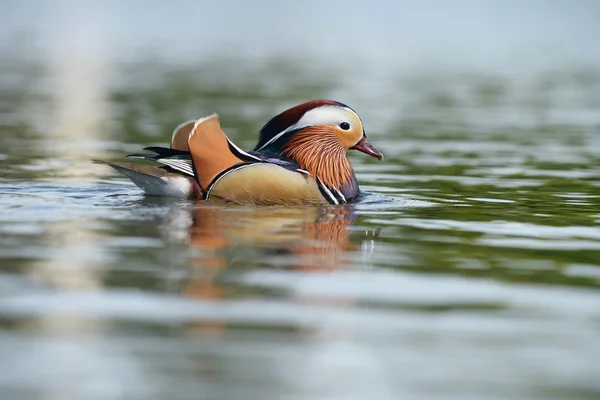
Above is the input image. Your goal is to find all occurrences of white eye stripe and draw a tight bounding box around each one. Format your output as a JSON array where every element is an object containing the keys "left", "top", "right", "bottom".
[{"left": 257, "top": 106, "right": 361, "bottom": 151}]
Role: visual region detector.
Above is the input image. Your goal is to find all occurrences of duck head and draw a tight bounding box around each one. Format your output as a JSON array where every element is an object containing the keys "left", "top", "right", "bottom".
[
  {"left": 254, "top": 100, "right": 383, "bottom": 200},
  {"left": 255, "top": 100, "right": 383, "bottom": 161}
]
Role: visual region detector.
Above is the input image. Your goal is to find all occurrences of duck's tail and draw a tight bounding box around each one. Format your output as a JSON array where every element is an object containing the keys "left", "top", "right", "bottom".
[
  {"left": 92, "top": 160, "right": 200, "bottom": 198},
  {"left": 94, "top": 114, "right": 257, "bottom": 198}
]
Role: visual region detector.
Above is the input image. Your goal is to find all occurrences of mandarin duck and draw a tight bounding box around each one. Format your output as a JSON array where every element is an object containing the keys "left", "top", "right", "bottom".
[{"left": 94, "top": 100, "right": 383, "bottom": 205}]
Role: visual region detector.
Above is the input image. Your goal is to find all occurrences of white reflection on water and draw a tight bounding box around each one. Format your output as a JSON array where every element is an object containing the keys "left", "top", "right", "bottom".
[{"left": 6, "top": 5, "right": 117, "bottom": 400}]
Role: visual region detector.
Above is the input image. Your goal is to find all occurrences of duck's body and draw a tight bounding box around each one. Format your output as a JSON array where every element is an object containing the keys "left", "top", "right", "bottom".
[{"left": 95, "top": 100, "right": 382, "bottom": 206}]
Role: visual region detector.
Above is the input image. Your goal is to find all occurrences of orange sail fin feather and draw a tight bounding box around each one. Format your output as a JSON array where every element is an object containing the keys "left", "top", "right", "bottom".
[
  {"left": 187, "top": 114, "right": 246, "bottom": 190},
  {"left": 171, "top": 120, "right": 196, "bottom": 151},
  {"left": 94, "top": 100, "right": 383, "bottom": 205}
]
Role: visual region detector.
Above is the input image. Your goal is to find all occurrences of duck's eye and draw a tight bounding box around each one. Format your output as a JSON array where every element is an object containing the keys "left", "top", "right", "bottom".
[{"left": 339, "top": 122, "right": 350, "bottom": 130}]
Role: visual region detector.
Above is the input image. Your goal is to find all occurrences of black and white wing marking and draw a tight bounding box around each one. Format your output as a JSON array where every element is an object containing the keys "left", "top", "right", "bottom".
[
  {"left": 126, "top": 145, "right": 309, "bottom": 180},
  {"left": 126, "top": 147, "right": 195, "bottom": 176},
  {"left": 315, "top": 176, "right": 347, "bottom": 205}
]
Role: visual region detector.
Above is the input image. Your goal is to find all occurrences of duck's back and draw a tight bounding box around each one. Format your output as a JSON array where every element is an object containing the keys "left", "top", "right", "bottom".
[{"left": 188, "top": 114, "right": 328, "bottom": 205}]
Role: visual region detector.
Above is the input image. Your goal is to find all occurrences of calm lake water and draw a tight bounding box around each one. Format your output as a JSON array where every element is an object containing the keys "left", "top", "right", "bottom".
[{"left": 2, "top": 3, "right": 600, "bottom": 399}]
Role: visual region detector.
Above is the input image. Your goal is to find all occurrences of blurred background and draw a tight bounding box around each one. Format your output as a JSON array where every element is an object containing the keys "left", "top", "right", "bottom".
[{"left": 1, "top": 1, "right": 600, "bottom": 400}]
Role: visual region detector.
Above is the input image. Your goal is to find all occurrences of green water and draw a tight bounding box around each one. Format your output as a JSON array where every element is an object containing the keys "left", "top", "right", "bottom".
[{"left": 1, "top": 55, "right": 600, "bottom": 400}]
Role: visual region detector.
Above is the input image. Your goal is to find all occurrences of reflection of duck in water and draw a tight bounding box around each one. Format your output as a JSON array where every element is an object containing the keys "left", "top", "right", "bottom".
[
  {"left": 177, "top": 203, "right": 377, "bottom": 291},
  {"left": 186, "top": 205, "right": 364, "bottom": 271},
  {"left": 95, "top": 100, "right": 383, "bottom": 205},
  {"left": 172, "top": 204, "right": 379, "bottom": 339}
]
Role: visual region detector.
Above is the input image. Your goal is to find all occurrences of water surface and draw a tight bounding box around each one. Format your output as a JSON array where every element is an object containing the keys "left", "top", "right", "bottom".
[{"left": 1, "top": 36, "right": 600, "bottom": 400}]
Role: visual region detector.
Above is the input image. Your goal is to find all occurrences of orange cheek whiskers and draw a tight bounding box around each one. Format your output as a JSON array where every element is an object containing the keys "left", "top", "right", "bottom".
[{"left": 282, "top": 128, "right": 355, "bottom": 190}]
